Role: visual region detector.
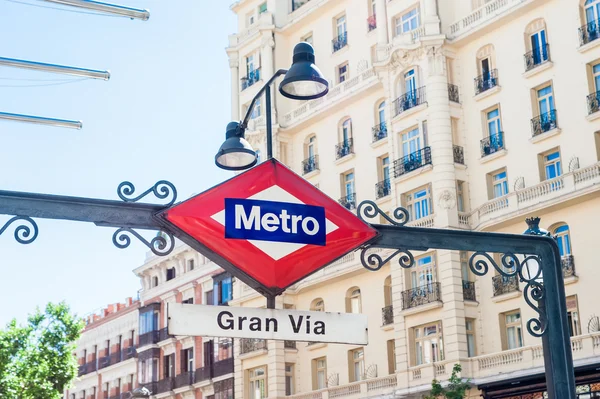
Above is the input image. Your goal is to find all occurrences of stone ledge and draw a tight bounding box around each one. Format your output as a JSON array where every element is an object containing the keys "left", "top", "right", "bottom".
[
  {"left": 479, "top": 149, "right": 507, "bottom": 164},
  {"left": 522, "top": 61, "right": 553, "bottom": 79},
  {"left": 391, "top": 103, "right": 428, "bottom": 123},
  {"left": 474, "top": 85, "right": 501, "bottom": 102},
  {"left": 578, "top": 38, "right": 600, "bottom": 54},
  {"left": 334, "top": 153, "right": 356, "bottom": 166},
  {"left": 306, "top": 342, "right": 328, "bottom": 351},
  {"left": 238, "top": 349, "right": 268, "bottom": 360},
  {"left": 586, "top": 111, "right": 600, "bottom": 122},
  {"left": 491, "top": 290, "right": 521, "bottom": 303},
  {"left": 393, "top": 164, "right": 433, "bottom": 183},
  {"left": 370, "top": 137, "right": 388, "bottom": 148},
  {"left": 303, "top": 169, "right": 320, "bottom": 179},
  {"left": 400, "top": 301, "right": 443, "bottom": 316},
  {"left": 530, "top": 128, "right": 561, "bottom": 144},
  {"left": 564, "top": 276, "right": 578, "bottom": 285}
]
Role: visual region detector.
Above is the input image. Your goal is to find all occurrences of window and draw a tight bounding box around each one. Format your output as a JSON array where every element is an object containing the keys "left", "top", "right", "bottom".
[
  {"left": 504, "top": 311, "right": 523, "bottom": 349},
  {"left": 377, "top": 101, "right": 386, "bottom": 126},
  {"left": 313, "top": 357, "right": 327, "bottom": 390},
  {"left": 566, "top": 295, "right": 581, "bottom": 337},
  {"left": 258, "top": 2, "right": 267, "bottom": 13},
  {"left": 401, "top": 127, "right": 421, "bottom": 156},
  {"left": 403, "top": 68, "right": 417, "bottom": 96},
  {"left": 405, "top": 186, "right": 431, "bottom": 221},
  {"left": 554, "top": 224, "right": 571, "bottom": 256},
  {"left": 343, "top": 171, "right": 355, "bottom": 198},
  {"left": 164, "top": 354, "right": 175, "bottom": 378},
  {"left": 460, "top": 251, "right": 470, "bottom": 281},
  {"left": 371, "top": 0, "right": 376, "bottom": 16},
  {"left": 246, "top": 54, "right": 256, "bottom": 76},
  {"left": 411, "top": 255, "right": 435, "bottom": 289},
  {"left": 139, "top": 310, "right": 159, "bottom": 334},
  {"left": 381, "top": 156, "right": 390, "bottom": 182},
  {"left": 188, "top": 259, "right": 194, "bottom": 271},
  {"left": 251, "top": 98, "right": 261, "bottom": 119},
  {"left": 346, "top": 287, "right": 362, "bottom": 313},
  {"left": 183, "top": 348, "right": 193, "bottom": 372},
  {"left": 285, "top": 364, "right": 295, "bottom": 395},
  {"left": 104, "top": 339, "right": 110, "bottom": 357},
  {"left": 537, "top": 85, "right": 555, "bottom": 116},
  {"left": 248, "top": 366, "right": 267, "bottom": 399},
  {"left": 307, "top": 136, "right": 316, "bottom": 159},
  {"left": 336, "top": 15, "right": 347, "bottom": 37},
  {"left": 395, "top": 7, "right": 419, "bottom": 35},
  {"left": 247, "top": 12, "right": 255, "bottom": 26},
  {"left": 311, "top": 298, "right": 324, "bottom": 312},
  {"left": 152, "top": 276, "right": 158, "bottom": 287},
  {"left": 487, "top": 108, "right": 502, "bottom": 137},
  {"left": 182, "top": 297, "right": 193, "bottom": 304},
  {"left": 456, "top": 181, "right": 465, "bottom": 212},
  {"left": 341, "top": 118, "right": 352, "bottom": 142},
  {"left": 585, "top": 0, "right": 600, "bottom": 25},
  {"left": 543, "top": 151, "right": 562, "bottom": 179},
  {"left": 349, "top": 348, "right": 365, "bottom": 382},
  {"left": 214, "top": 337, "right": 233, "bottom": 361},
  {"left": 215, "top": 378, "right": 234, "bottom": 399},
  {"left": 302, "top": 33, "right": 313, "bottom": 45},
  {"left": 529, "top": 26, "right": 548, "bottom": 65},
  {"left": 466, "top": 318, "right": 476, "bottom": 357},
  {"left": 213, "top": 274, "right": 233, "bottom": 305},
  {"left": 166, "top": 267, "right": 176, "bottom": 281},
  {"left": 338, "top": 63, "right": 349, "bottom": 83},
  {"left": 387, "top": 340, "right": 396, "bottom": 374},
  {"left": 491, "top": 169, "right": 508, "bottom": 198},
  {"left": 594, "top": 63, "right": 600, "bottom": 92},
  {"left": 413, "top": 323, "right": 444, "bottom": 365}
]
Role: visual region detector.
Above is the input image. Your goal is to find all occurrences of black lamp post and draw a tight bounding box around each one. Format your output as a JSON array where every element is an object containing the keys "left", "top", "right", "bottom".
[{"left": 215, "top": 42, "right": 328, "bottom": 171}]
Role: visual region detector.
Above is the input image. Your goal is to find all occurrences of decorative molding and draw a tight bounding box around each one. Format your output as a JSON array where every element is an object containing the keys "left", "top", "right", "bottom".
[
  {"left": 357, "top": 59, "right": 369, "bottom": 73},
  {"left": 437, "top": 190, "right": 456, "bottom": 210},
  {"left": 426, "top": 45, "right": 446, "bottom": 76}
]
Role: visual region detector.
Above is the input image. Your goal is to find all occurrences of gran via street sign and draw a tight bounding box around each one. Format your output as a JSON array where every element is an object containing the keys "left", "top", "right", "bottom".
[
  {"left": 158, "top": 159, "right": 378, "bottom": 297},
  {"left": 167, "top": 303, "right": 368, "bottom": 345}
]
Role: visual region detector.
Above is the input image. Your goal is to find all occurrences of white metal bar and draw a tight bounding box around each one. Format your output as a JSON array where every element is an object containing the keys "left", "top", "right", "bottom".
[
  {"left": 0, "top": 57, "right": 110, "bottom": 80},
  {"left": 0, "top": 112, "right": 82, "bottom": 129},
  {"left": 41, "top": 0, "right": 149, "bottom": 20}
]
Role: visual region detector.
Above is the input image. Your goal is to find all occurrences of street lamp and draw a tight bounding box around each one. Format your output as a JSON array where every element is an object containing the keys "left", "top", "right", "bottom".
[{"left": 215, "top": 42, "right": 328, "bottom": 171}]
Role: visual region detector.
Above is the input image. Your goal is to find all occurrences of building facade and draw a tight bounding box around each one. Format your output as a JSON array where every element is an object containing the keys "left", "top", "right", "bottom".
[{"left": 225, "top": 0, "right": 600, "bottom": 398}]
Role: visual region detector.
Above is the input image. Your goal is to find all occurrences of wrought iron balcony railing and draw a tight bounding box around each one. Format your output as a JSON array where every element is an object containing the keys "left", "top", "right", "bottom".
[
  {"left": 302, "top": 155, "right": 319, "bottom": 175},
  {"left": 195, "top": 366, "right": 212, "bottom": 383},
  {"left": 332, "top": 32, "right": 348, "bottom": 52},
  {"left": 335, "top": 138, "right": 353, "bottom": 160},
  {"left": 138, "top": 330, "right": 160, "bottom": 347},
  {"left": 240, "top": 338, "right": 267, "bottom": 354},
  {"left": 139, "top": 382, "right": 158, "bottom": 396},
  {"left": 524, "top": 44, "right": 550, "bottom": 72},
  {"left": 338, "top": 193, "right": 357, "bottom": 211},
  {"left": 393, "top": 86, "right": 426, "bottom": 116},
  {"left": 156, "top": 377, "right": 174, "bottom": 394},
  {"left": 98, "top": 355, "right": 111, "bottom": 370},
  {"left": 474, "top": 69, "right": 498, "bottom": 95},
  {"left": 587, "top": 90, "right": 600, "bottom": 115},
  {"left": 393, "top": 147, "right": 432, "bottom": 178},
  {"left": 462, "top": 280, "right": 476, "bottom": 302},
  {"left": 381, "top": 305, "right": 393, "bottom": 325},
  {"left": 78, "top": 361, "right": 97, "bottom": 376},
  {"left": 579, "top": 19, "right": 600, "bottom": 46},
  {"left": 213, "top": 357, "right": 234, "bottom": 377},
  {"left": 375, "top": 179, "right": 391, "bottom": 199},
  {"left": 480, "top": 132, "right": 504, "bottom": 157},
  {"left": 284, "top": 340, "right": 297, "bottom": 349},
  {"left": 367, "top": 15, "right": 377, "bottom": 31},
  {"left": 562, "top": 255, "right": 575, "bottom": 278},
  {"left": 174, "top": 371, "right": 194, "bottom": 389},
  {"left": 531, "top": 110, "right": 557, "bottom": 137},
  {"left": 372, "top": 122, "right": 387, "bottom": 142},
  {"left": 448, "top": 83, "right": 460, "bottom": 103},
  {"left": 122, "top": 345, "right": 136, "bottom": 360},
  {"left": 401, "top": 283, "right": 442, "bottom": 310},
  {"left": 158, "top": 327, "right": 173, "bottom": 342},
  {"left": 241, "top": 68, "right": 261, "bottom": 91},
  {"left": 453, "top": 145, "right": 464, "bottom": 165},
  {"left": 492, "top": 274, "right": 519, "bottom": 297}
]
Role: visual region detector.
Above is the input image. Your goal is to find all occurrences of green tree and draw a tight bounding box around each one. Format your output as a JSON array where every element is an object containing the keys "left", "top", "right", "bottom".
[
  {"left": 424, "top": 364, "right": 471, "bottom": 399},
  {"left": 0, "top": 302, "right": 84, "bottom": 399}
]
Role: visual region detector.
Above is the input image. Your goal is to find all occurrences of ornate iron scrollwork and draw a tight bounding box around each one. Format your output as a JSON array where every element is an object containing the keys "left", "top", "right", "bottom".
[
  {"left": 117, "top": 180, "right": 177, "bottom": 207},
  {"left": 112, "top": 228, "right": 175, "bottom": 256},
  {"left": 357, "top": 201, "right": 409, "bottom": 226},
  {"left": 0, "top": 216, "right": 38, "bottom": 244}
]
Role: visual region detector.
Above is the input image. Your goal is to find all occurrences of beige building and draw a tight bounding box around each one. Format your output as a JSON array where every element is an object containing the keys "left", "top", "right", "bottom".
[{"left": 225, "top": 0, "right": 600, "bottom": 398}]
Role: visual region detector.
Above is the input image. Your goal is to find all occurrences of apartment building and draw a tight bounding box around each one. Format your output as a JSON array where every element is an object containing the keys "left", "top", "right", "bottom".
[
  {"left": 225, "top": 0, "right": 600, "bottom": 398},
  {"left": 67, "top": 244, "right": 236, "bottom": 399}
]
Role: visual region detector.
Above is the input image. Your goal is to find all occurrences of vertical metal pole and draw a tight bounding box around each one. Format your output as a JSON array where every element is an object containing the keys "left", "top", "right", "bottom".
[
  {"left": 266, "top": 294, "right": 276, "bottom": 309},
  {"left": 265, "top": 85, "right": 273, "bottom": 159}
]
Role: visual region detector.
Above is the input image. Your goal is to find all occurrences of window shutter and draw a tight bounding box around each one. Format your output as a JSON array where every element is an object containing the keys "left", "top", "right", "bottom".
[
  {"left": 311, "top": 359, "right": 317, "bottom": 390},
  {"left": 408, "top": 328, "right": 416, "bottom": 366},
  {"left": 345, "top": 296, "right": 351, "bottom": 313},
  {"left": 499, "top": 313, "right": 508, "bottom": 350},
  {"left": 347, "top": 350, "right": 355, "bottom": 382},
  {"left": 180, "top": 349, "right": 186, "bottom": 372}
]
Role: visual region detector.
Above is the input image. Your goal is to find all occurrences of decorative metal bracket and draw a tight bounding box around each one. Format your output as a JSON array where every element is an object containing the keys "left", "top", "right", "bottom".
[
  {"left": 0, "top": 216, "right": 38, "bottom": 244},
  {"left": 117, "top": 180, "right": 177, "bottom": 207},
  {"left": 112, "top": 228, "right": 175, "bottom": 256}
]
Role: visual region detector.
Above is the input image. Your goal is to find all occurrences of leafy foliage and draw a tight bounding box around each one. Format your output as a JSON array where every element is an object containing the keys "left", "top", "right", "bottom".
[
  {"left": 424, "top": 364, "right": 471, "bottom": 399},
  {"left": 0, "top": 302, "right": 84, "bottom": 399}
]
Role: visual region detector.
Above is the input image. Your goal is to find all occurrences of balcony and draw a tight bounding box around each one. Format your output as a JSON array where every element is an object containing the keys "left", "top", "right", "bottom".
[
  {"left": 492, "top": 275, "right": 519, "bottom": 297},
  {"left": 98, "top": 355, "right": 111, "bottom": 370},
  {"left": 448, "top": 83, "right": 460, "bottom": 103},
  {"left": 338, "top": 193, "right": 357, "bottom": 211},
  {"left": 139, "top": 382, "right": 157, "bottom": 395},
  {"left": 531, "top": 110, "right": 557, "bottom": 137},
  {"left": 367, "top": 15, "right": 376, "bottom": 31},
  {"left": 375, "top": 179, "right": 391, "bottom": 199},
  {"left": 447, "top": 0, "right": 527, "bottom": 41},
  {"left": 332, "top": 32, "right": 348, "bottom": 53},
  {"left": 587, "top": 91, "right": 600, "bottom": 115},
  {"left": 372, "top": 122, "right": 387, "bottom": 142},
  {"left": 138, "top": 330, "right": 160, "bottom": 347},
  {"left": 401, "top": 283, "right": 442, "bottom": 310},
  {"left": 393, "top": 147, "right": 432, "bottom": 178},
  {"left": 335, "top": 138, "right": 353, "bottom": 160},
  {"left": 381, "top": 305, "right": 393, "bottom": 326},
  {"left": 579, "top": 19, "right": 600, "bottom": 47},
  {"left": 157, "top": 377, "right": 174, "bottom": 394},
  {"left": 241, "top": 68, "right": 261, "bottom": 91},
  {"left": 474, "top": 69, "right": 498, "bottom": 96},
  {"left": 78, "top": 361, "right": 97, "bottom": 376},
  {"left": 302, "top": 155, "right": 319, "bottom": 175},
  {"left": 284, "top": 340, "right": 297, "bottom": 349},
  {"left": 524, "top": 44, "right": 550, "bottom": 72},
  {"left": 158, "top": 327, "right": 173, "bottom": 342},
  {"left": 174, "top": 371, "right": 194, "bottom": 389},
  {"left": 480, "top": 132, "right": 504, "bottom": 158},
  {"left": 562, "top": 255, "right": 576, "bottom": 278},
  {"left": 213, "top": 357, "right": 234, "bottom": 377},
  {"left": 194, "top": 366, "right": 212, "bottom": 383},
  {"left": 463, "top": 280, "right": 476, "bottom": 301},
  {"left": 393, "top": 87, "right": 426, "bottom": 117},
  {"left": 453, "top": 145, "right": 464, "bottom": 165},
  {"left": 240, "top": 338, "right": 267, "bottom": 354},
  {"left": 122, "top": 346, "right": 136, "bottom": 360}
]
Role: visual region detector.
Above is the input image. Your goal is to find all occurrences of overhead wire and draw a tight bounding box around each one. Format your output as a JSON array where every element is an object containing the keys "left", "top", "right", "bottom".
[
  {"left": 3, "top": 0, "right": 129, "bottom": 17},
  {"left": 0, "top": 77, "right": 91, "bottom": 87}
]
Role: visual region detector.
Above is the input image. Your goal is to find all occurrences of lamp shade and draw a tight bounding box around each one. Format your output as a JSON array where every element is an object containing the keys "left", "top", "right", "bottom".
[
  {"left": 279, "top": 42, "right": 329, "bottom": 100},
  {"left": 215, "top": 122, "right": 258, "bottom": 171}
]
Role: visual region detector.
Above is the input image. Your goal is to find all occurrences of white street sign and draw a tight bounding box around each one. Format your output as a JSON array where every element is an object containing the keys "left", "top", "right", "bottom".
[{"left": 168, "top": 303, "right": 368, "bottom": 345}]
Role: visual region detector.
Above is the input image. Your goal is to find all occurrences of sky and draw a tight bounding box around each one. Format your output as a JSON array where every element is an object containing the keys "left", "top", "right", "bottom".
[{"left": 0, "top": 0, "right": 236, "bottom": 325}]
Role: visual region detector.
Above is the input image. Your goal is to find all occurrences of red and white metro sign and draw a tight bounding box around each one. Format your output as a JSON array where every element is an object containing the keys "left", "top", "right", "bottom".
[{"left": 159, "top": 159, "right": 378, "bottom": 295}]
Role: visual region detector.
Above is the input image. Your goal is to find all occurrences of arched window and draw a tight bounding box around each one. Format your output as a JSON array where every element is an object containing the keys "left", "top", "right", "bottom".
[
  {"left": 305, "top": 135, "right": 317, "bottom": 159},
  {"left": 340, "top": 118, "right": 352, "bottom": 142},
  {"left": 337, "top": 118, "right": 353, "bottom": 158},
  {"left": 475, "top": 44, "right": 498, "bottom": 94},
  {"left": 303, "top": 135, "right": 318, "bottom": 174},
  {"left": 152, "top": 276, "right": 159, "bottom": 287},
  {"left": 346, "top": 287, "right": 362, "bottom": 313},
  {"left": 311, "top": 298, "right": 325, "bottom": 312},
  {"left": 554, "top": 224, "right": 572, "bottom": 257},
  {"left": 524, "top": 19, "right": 549, "bottom": 69}
]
